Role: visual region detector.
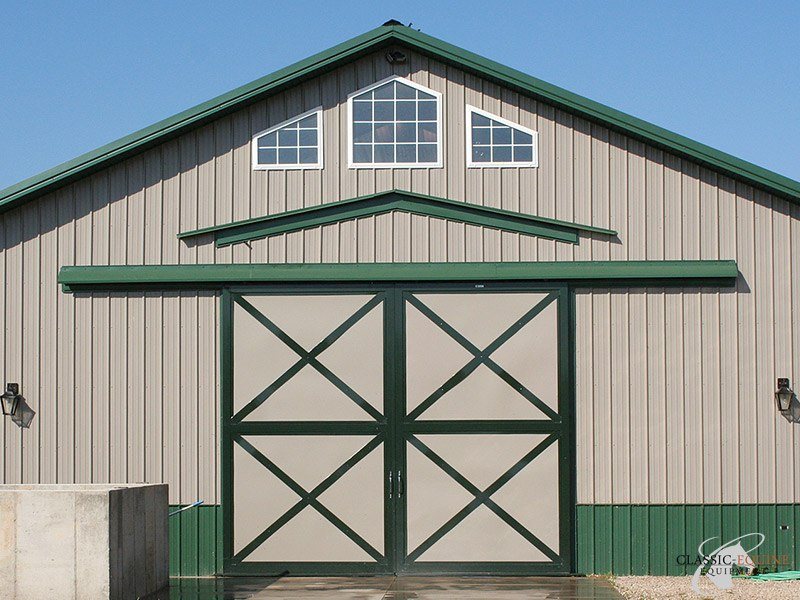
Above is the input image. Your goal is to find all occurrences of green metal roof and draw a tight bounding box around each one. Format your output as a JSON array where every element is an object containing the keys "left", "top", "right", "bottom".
[
  {"left": 177, "top": 189, "right": 617, "bottom": 247},
  {"left": 2, "top": 23, "right": 798, "bottom": 215}
]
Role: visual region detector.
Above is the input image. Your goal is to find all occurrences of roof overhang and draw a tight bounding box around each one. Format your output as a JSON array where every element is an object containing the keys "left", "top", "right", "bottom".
[
  {"left": 58, "top": 260, "right": 739, "bottom": 293},
  {"left": 176, "top": 190, "right": 617, "bottom": 246}
]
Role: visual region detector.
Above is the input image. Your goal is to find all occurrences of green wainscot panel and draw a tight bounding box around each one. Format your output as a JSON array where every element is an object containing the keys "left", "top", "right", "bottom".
[
  {"left": 576, "top": 504, "right": 800, "bottom": 576},
  {"left": 168, "top": 505, "right": 223, "bottom": 576}
]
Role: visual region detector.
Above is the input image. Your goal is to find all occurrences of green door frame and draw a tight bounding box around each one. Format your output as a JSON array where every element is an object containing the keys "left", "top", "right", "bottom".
[{"left": 221, "top": 280, "right": 576, "bottom": 576}]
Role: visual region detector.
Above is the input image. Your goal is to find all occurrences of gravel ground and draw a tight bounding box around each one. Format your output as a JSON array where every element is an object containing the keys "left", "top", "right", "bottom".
[{"left": 612, "top": 576, "right": 800, "bottom": 599}]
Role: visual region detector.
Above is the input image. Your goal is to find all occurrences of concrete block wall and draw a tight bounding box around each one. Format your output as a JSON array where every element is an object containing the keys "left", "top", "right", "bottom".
[{"left": 0, "top": 484, "right": 168, "bottom": 600}]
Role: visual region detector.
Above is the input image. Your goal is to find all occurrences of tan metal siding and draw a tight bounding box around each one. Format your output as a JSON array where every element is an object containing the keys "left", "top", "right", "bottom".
[{"left": 0, "top": 47, "right": 797, "bottom": 506}]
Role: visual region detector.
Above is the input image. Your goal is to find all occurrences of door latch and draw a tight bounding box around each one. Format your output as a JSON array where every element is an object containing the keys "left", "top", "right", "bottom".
[{"left": 388, "top": 470, "right": 394, "bottom": 498}]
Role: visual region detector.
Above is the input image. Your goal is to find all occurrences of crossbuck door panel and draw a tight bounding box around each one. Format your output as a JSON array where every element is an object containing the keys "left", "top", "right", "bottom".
[
  {"left": 223, "top": 285, "right": 573, "bottom": 576},
  {"left": 224, "top": 291, "right": 391, "bottom": 575},
  {"left": 398, "top": 289, "right": 570, "bottom": 573}
]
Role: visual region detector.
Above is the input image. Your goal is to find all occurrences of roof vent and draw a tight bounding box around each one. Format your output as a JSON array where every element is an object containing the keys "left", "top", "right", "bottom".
[{"left": 382, "top": 19, "right": 405, "bottom": 26}]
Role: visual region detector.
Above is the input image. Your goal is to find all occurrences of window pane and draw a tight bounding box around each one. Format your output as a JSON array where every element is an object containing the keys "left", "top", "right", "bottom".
[
  {"left": 298, "top": 114, "right": 317, "bottom": 128},
  {"left": 353, "top": 123, "right": 372, "bottom": 143},
  {"left": 471, "top": 112, "right": 491, "bottom": 127},
  {"left": 258, "top": 132, "right": 277, "bottom": 148},
  {"left": 472, "top": 127, "right": 490, "bottom": 145},
  {"left": 492, "top": 126, "right": 512, "bottom": 145},
  {"left": 374, "top": 144, "right": 394, "bottom": 163},
  {"left": 278, "top": 148, "right": 298, "bottom": 164},
  {"left": 513, "top": 130, "right": 533, "bottom": 145},
  {"left": 396, "top": 144, "right": 416, "bottom": 163},
  {"left": 374, "top": 101, "right": 394, "bottom": 121},
  {"left": 373, "top": 82, "right": 395, "bottom": 99},
  {"left": 418, "top": 122, "right": 437, "bottom": 143},
  {"left": 258, "top": 148, "right": 277, "bottom": 164},
  {"left": 513, "top": 145, "right": 533, "bottom": 162},
  {"left": 299, "top": 148, "right": 318, "bottom": 164},
  {"left": 299, "top": 130, "right": 317, "bottom": 146},
  {"left": 396, "top": 101, "right": 416, "bottom": 121},
  {"left": 418, "top": 101, "right": 437, "bottom": 121},
  {"left": 418, "top": 143, "right": 437, "bottom": 163},
  {"left": 353, "top": 144, "right": 372, "bottom": 163},
  {"left": 278, "top": 129, "right": 298, "bottom": 146},
  {"left": 350, "top": 81, "right": 441, "bottom": 167},
  {"left": 472, "top": 146, "right": 491, "bottom": 162},
  {"left": 396, "top": 123, "right": 416, "bottom": 143},
  {"left": 492, "top": 146, "right": 512, "bottom": 162},
  {"left": 374, "top": 123, "right": 394, "bottom": 143},
  {"left": 396, "top": 82, "right": 416, "bottom": 99},
  {"left": 353, "top": 101, "right": 372, "bottom": 121}
]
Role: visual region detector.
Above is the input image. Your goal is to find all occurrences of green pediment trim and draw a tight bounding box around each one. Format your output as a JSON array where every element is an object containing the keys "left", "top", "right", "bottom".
[
  {"left": 58, "top": 260, "right": 738, "bottom": 292},
  {"left": 2, "top": 24, "right": 799, "bottom": 215},
  {"left": 177, "top": 190, "right": 617, "bottom": 246}
]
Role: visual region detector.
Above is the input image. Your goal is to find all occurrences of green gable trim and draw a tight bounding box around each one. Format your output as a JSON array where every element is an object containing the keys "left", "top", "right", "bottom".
[
  {"left": 177, "top": 190, "right": 617, "bottom": 247},
  {"left": 1, "top": 25, "right": 799, "bottom": 215},
  {"left": 577, "top": 503, "right": 800, "bottom": 575},
  {"left": 58, "top": 260, "right": 737, "bottom": 292}
]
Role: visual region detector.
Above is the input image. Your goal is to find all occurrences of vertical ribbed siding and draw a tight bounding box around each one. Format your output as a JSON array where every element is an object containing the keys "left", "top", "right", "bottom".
[
  {"left": 0, "top": 47, "right": 798, "bottom": 521},
  {"left": 576, "top": 504, "right": 800, "bottom": 576}
]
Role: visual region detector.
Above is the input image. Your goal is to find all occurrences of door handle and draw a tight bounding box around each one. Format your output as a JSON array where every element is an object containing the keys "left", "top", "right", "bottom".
[
  {"left": 397, "top": 470, "right": 404, "bottom": 498},
  {"left": 388, "top": 470, "right": 393, "bottom": 499}
]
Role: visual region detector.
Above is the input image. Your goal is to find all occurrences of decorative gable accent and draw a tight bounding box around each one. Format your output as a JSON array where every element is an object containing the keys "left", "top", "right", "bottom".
[{"left": 177, "top": 189, "right": 617, "bottom": 247}]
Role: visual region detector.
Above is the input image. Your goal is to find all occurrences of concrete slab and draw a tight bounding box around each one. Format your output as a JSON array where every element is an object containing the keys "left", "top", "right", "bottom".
[{"left": 148, "top": 576, "right": 623, "bottom": 600}]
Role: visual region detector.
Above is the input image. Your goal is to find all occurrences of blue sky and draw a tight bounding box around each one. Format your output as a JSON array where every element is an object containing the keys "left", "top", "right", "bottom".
[{"left": 1, "top": 1, "right": 798, "bottom": 189}]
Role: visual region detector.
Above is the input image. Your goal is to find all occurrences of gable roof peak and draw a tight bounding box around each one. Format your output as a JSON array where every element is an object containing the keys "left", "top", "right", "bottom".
[{"left": 0, "top": 23, "right": 798, "bottom": 214}]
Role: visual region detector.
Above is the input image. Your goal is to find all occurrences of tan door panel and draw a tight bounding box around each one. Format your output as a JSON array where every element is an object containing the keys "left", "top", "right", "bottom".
[
  {"left": 245, "top": 295, "right": 375, "bottom": 349},
  {"left": 423, "top": 365, "right": 551, "bottom": 421},
  {"left": 318, "top": 302, "right": 385, "bottom": 414},
  {"left": 413, "top": 292, "right": 549, "bottom": 348}
]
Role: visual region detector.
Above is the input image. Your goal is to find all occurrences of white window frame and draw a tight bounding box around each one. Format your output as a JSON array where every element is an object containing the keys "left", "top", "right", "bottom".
[
  {"left": 251, "top": 107, "right": 324, "bottom": 171},
  {"left": 347, "top": 75, "right": 443, "bottom": 169},
  {"left": 465, "top": 105, "right": 539, "bottom": 168}
]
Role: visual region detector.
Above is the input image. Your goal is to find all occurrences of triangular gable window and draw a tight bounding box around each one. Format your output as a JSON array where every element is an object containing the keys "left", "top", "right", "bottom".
[
  {"left": 252, "top": 108, "right": 323, "bottom": 170},
  {"left": 467, "top": 106, "right": 538, "bottom": 168}
]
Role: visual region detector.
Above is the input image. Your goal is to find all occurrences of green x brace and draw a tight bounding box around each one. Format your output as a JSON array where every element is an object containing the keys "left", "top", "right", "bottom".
[
  {"left": 233, "top": 434, "right": 385, "bottom": 562},
  {"left": 405, "top": 292, "right": 560, "bottom": 421},
  {"left": 232, "top": 294, "right": 385, "bottom": 423},
  {"left": 406, "top": 433, "right": 560, "bottom": 563}
]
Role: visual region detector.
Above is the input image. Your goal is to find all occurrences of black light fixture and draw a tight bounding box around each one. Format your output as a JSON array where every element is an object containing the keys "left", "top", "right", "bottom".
[
  {"left": 1, "top": 383, "right": 20, "bottom": 417},
  {"left": 385, "top": 50, "right": 407, "bottom": 64},
  {"left": 775, "top": 378, "right": 794, "bottom": 414}
]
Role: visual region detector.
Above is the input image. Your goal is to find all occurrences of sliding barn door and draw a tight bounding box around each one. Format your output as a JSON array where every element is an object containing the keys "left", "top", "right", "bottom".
[
  {"left": 397, "top": 287, "right": 572, "bottom": 574},
  {"left": 223, "top": 289, "right": 393, "bottom": 575}
]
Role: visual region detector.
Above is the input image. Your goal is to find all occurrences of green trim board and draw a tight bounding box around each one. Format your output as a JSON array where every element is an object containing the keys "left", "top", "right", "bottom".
[
  {"left": 1, "top": 24, "right": 798, "bottom": 215},
  {"left": 177, "top": 190, "right": 617, "bottom": 247},
  {"left": 57, "top": 260, "right": 738, "bottom": 292},
  {"left": 576, "top": 504, "right": 800, "bottom": 576}
]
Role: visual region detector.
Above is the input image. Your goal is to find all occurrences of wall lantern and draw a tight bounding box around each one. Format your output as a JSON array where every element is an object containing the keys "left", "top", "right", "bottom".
[
  {"left": 1, "top": 383, "right": 20, "bottom": 417},
  {"left": 775, "top": 378, "right": 794, "bottom": 414}
]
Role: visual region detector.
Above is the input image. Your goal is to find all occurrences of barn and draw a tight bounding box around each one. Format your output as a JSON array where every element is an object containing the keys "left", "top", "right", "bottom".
[{"left": 1, "top": 21, "right": 798, "bottom": 577}]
